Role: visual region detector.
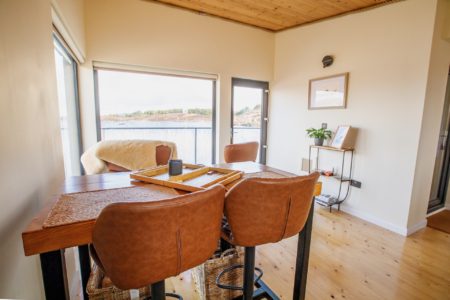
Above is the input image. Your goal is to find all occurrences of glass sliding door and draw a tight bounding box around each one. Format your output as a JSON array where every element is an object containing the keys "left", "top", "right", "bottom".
[
  {"left": 53, "top": 35, "right": 82, "bottom": 176},
  {"left": 231, "top": 78, "right": 269, "bottom": 164},
  {"left": 428, "top": 72, "right": 450, "bottom": 212},
  {"left": 94, "top": 68, "right": 216, "bottom": 164}
]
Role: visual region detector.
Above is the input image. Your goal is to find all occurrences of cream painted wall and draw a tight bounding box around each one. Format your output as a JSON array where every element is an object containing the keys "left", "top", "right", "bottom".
[
  {"left": 409, "top": 0, "right": 450, "bottom": 224},
  {"left": 268, "top": 0, "right": 437, "bottom": 234},
  {"left": 0, "top": 0, "right": 64, "bottom": 298},
  {"left": 52, "top": 0, "right": 86, "bottom": 60},
  {"left": 81, "top": 0, "right": 274, "bottom": 161}
]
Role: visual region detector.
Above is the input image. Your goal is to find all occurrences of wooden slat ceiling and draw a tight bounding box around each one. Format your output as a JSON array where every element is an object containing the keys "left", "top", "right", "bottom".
[{"left": 149, "top": 0, "right": 396, "bottom": 31}]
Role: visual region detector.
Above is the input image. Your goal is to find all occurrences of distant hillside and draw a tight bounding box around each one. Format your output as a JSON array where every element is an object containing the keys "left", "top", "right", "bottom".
[
  {"left": 101, "top": 108, "right": 211, "bottom": 123},
  {"left": 234, "top": 104, "right": 261, "bottom": 127},
  {"left": 102, "top": 106, "right": 261, "bottom": 127}
]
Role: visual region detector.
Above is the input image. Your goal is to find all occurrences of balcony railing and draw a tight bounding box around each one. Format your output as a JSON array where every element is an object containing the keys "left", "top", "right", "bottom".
[{"left": 100, "top": 126, "right": 260, "bottom": 164}]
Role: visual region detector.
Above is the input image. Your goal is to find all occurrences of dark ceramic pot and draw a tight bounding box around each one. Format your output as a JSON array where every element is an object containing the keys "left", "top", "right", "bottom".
[{"left": 314, "top": 138, "right": 324, "bottom": 146}]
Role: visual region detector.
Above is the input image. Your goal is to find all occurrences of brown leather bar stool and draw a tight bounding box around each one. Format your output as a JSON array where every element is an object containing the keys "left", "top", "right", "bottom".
[
  {"left": 90, "top": 185, "right": 226, "bottom": 300},
  {"left": 216, "top": 173, "right": 320, "bottom": 300},
  {"left": 224, "top": 141, "right": 259, "bottom": 163}
]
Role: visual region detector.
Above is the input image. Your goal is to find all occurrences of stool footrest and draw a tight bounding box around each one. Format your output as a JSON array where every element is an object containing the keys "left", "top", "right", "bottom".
[
  {"left": 165, "top": 293, "right": 183, "bottom": 299},
  {"left": 216, "top": 264, "right": 263, "bottom": 291},
  {"left": 144, "top": 293, "right": 183, "bottom": 300}
]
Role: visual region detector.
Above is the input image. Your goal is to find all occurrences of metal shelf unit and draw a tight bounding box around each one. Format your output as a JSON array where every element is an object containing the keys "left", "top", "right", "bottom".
[{"left": 308, "top": 145, "right": 354, "bottom": 212}]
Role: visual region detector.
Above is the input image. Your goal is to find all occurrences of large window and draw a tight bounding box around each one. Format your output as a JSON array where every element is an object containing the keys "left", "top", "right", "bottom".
[
  {"left": 94, "top": 68, "right": 216, "bottom": 164},
  {"left": 53, "top": 35, "right": 82, "bottom": 176}
]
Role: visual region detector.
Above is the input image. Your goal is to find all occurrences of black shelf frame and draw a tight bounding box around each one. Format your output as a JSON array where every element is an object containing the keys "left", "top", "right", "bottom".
[{"left": 308, "top": 145, "right": 354, "bottom": 212}]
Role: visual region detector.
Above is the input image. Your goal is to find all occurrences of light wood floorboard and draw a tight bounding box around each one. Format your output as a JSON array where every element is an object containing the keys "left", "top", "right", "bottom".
[{"left": 166, "top": 207, "right": 450, "bottom": 299}]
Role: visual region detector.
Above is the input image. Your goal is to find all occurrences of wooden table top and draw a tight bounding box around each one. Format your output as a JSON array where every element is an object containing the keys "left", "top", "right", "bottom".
[{"left": 22, "top": 162, "right": 293, "bottom": 256}]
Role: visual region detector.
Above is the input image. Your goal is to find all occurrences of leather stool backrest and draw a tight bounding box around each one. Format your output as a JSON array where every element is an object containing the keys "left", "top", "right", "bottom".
[
  {"left": 224, "top": 173, "right": 319, "bottom": 247},
  {"left": 92, "top": 185, "right": 225, "bottom": 290},
  {"left": 155, "top": 144, "right": 172, "bottom": 166},
  {"left": 224, "top": 142, "right": 259, "bottom": 163}
]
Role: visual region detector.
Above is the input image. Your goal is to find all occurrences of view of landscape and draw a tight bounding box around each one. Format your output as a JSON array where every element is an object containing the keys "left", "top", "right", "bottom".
[
  {"left": 101, "top": 105, "right": 261, "bottom": 127},
  {"left": 232, "top": 85, "right": 263, "bottom": 161},
  {"left": 96, "top": 69, "right": 262, "bottom": 164},
  {"left": 100, "top": 105, "right": 261, "bottom": 164}
]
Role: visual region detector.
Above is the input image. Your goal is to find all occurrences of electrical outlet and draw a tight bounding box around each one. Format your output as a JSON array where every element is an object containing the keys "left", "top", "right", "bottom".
[
  {"left": 321, "top": 123, "right": 327, "bottom": 129},
  {"left": 350, "top": 180, "right": 361, "bottom": 188},
  {"left": 301, "top": 158, "right": 311, "bottom": 172}
]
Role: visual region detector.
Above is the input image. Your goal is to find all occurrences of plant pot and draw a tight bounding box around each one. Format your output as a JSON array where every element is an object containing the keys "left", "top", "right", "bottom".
[{"left": 314, "top": 138, "right": 324, "bottom": 146}]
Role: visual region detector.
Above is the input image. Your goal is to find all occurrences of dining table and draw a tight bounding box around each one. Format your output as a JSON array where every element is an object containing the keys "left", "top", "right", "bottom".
[{"left": 22, "top": 162, "right": 315, "bottom": 300}]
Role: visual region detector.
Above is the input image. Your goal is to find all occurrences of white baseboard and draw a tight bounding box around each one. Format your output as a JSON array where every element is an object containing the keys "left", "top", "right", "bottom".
[
  {"left": 339, "top": 205, "right": 408, "bottom": 235},
  {"left": 340, "top": 205, "right": 428, "bottom": 236},
  {"left": 406, "top": 219, "right": 427, "bottom": 235}
]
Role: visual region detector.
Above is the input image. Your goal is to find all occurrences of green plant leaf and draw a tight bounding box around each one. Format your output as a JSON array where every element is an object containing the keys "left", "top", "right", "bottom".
[{"left": 305, "top": 127, "right": 333, "bottom": 140}]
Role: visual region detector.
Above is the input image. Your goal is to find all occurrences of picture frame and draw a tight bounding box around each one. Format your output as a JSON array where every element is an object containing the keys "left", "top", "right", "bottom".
[
  {"left": 308, "top": 73, "right": 349, "bottom": 109},
  {"left": 331, "top": 125, "right": 357, "bottom": 149}
]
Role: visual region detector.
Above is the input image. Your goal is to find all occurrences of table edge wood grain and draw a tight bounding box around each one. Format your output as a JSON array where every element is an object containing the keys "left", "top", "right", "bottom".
[{"left": 22, "top": 162, "right": 295, "bottom": 256}]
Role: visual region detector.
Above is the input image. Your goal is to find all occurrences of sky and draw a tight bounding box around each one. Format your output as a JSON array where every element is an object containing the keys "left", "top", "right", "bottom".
[
  {"left": 54, "top": 47, "right": 69, "bottom": 118},
  {"left": 97, "top": 69, "right": 263, "bottom": 115},
  {"left": 97, "top": 69, "right": 213, "bottom": 115},
  {"left": 233, "top": 86, "right": 262, "bottom": 112}
]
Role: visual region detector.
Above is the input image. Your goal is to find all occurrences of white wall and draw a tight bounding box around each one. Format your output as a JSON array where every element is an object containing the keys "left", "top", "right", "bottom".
[
  {"left": 0, "top": 0, "right": 64, "bottom": 298},
  {"left": 268, "top": 0, "right": 438, "bottom": 234},
  {"left": 409, "top": 0, "right": 450, "bottom": 222},
  {"left": 80, "top": 0, "right": 274, "bottom": 161},
  {"left": 52, "top": 0, "right": 86, "bottom": 61}
]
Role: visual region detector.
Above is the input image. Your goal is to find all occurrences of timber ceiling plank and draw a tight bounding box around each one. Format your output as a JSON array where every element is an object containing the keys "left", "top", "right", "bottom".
[
  {"left": 154, "top": 0, "right": 285, "bottom": 29},
  {"left": 149, "top": 0, "right": 396, "bottom": 31}
]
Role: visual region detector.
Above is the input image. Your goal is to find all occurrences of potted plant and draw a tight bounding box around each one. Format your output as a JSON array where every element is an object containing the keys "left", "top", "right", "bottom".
[{"left": 306, "top": 127, "right": 333, "bottom": 146}]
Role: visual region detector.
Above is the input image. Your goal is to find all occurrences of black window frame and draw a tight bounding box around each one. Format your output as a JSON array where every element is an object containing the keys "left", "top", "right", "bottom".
[{"left": 231, "top": 77, "right": 269, "bottom": 164}]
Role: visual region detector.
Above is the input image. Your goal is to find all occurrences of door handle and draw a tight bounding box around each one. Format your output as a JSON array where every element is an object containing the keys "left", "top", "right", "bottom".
[{"left": 440, "top": 135, "right": 448, "bottom": 150}]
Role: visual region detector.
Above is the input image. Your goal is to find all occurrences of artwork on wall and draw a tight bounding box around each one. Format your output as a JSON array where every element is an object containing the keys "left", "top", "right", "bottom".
[
  {"left": 331, "top": 125, "right": 357, "bottom": 149},
  {"left": 308, "top": 73, "right": 349, "bottom": 109}
]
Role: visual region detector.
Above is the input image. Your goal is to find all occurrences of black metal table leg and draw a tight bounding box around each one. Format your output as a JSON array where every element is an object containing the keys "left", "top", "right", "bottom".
[
  {"left": 40, "top": 249, "right": 69, "bottom": 300},
  {"left": 151, "top": 280, "right": 166, "bottom": 300},
  {"left": 243, "top": 247, "right": 256, "bottom": 300},
  {"left": 78, "top": 245, "right": 91, "bottom": 300},
  {"left": 293, "top": 201, "right": 315, "bottom": 300}
]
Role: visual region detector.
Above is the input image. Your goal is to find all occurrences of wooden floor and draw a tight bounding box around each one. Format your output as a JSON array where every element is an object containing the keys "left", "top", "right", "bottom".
[
  {"left": 166, "top": 206, "right": 450, "bottom": 299},
  {"left": 427, "top": 209, "right": 450, "bottom": 234}
]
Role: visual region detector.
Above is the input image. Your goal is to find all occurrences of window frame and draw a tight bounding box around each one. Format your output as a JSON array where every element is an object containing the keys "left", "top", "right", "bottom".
[
  {"left": 53, "top": 29, "right": 84, "bottom": 175},
  {"left": 93, "top": 66, "right": 217, "bottom": 164},
  {"left": 231, "top": 77, "right": 269, "bottom": 165}
]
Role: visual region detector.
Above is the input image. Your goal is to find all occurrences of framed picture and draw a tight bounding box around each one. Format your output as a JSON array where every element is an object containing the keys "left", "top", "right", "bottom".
[
  {"left": 308, "top": 73, "right": 349, "bottom": 109},
  {"left": 331, "top": 125, "right": 357, "bottom": 149}
]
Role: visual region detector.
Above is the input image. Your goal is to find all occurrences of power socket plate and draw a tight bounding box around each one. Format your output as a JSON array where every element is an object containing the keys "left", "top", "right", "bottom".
[{"left": 350, "top": 180, "right": 361, "bottom": 188}]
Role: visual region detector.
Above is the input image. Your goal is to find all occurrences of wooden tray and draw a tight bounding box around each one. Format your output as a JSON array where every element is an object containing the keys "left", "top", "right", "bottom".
[{"left": 130, "top": 163, "right": 243, "bottom": 192}]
